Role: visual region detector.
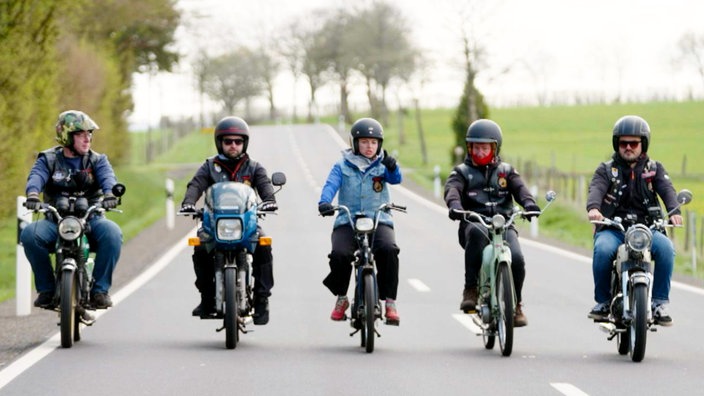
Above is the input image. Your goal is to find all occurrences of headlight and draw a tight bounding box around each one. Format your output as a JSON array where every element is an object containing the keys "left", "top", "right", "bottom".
[
  {"left": 216, "top": 218, "right": 243, "bottom": 241},
  {"left": 491, "top": 214, "right": 506, "bottom": 229},
  {"left": 625, "top": 224, "right": 652, "bottom": 252},
  {"left": 355, "top": 217, "right": 374, "bottom": 233},
  {"left": 58, "top": 217, "right": 82, "bottom": 241}
]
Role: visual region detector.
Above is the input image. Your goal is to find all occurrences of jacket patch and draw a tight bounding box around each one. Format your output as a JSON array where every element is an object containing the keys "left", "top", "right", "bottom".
[{"left": 372, "top": 176, "right": 384, "bottom": 192}]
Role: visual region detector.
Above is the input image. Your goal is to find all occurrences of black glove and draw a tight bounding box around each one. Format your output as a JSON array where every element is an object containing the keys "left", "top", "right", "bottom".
[
  {"left": 180, "top": 203, "right": 197, "bottom": 213},
  {"left": 25, "top": 192, "right": 41, "bottom": 210},
  {"left": 318, "top": 202, "right": 334, "bottom": 217},
  {"left": 381, "top": 150, "right": 397, "bottom": 172},
  {"left": 259, "top": 201, "right": 278, "bottom": 212},
  {"left": 102, "top": 193, "right": 119, "bottom": 209},
  {"left": 523, "top": 204, "right": 541, "bottom": 220},
  {"left": 448, "top": 208, "right": 464, "bottom": 221}
]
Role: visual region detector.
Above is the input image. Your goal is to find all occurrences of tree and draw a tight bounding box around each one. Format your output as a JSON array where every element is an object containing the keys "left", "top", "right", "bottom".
[
  {"left": 676, "top": 31, "right": 704, "bottom": 96},
  {"left": 202, "top": 48, "right": 263, "bottom": 117}
]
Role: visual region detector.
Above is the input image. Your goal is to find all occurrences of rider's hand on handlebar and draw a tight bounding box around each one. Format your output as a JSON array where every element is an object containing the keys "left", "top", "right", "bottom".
[
  {"left": 318, "top": 202, "right": 334, "bottom": 217},
  {"left": 587, "top": 208, "right": 603, "bottom": 222},
  {"left": 102, "top": 193, "right": 118, "bottom": 209},
  {"left": 25, "top": 192, "right": 41, "bottom": 210},
  {"left": 180, "top": 203, "right": 197, "bottom": 213},
  {"left": 259, "top": 201, "right": 278, "bottom": 212},
  {"left": 522, "top": 203, "right": 541, "bottom": 220},
  {"left": 670, "top": 214, "right": 684, "bottom": 226},
  {"left": 448, "top": 208, "right": 464, "bottom": 221}
]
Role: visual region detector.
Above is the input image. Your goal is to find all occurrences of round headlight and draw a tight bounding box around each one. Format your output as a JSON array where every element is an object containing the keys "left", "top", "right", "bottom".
[
  {"left": 355, "top": 218, "right": 374, "bottom": 233},
  {"left": 58, "top": 217, "right": 82, "bottom": 241},
  {"left": 217, "top": 218, "right": 243, "bottom": 241},
  {"left": 491, "top": 214, "right": 506, "bottom": 229},
  {"left": 626, "top": 225, "right": 652, "bottom": 252}
]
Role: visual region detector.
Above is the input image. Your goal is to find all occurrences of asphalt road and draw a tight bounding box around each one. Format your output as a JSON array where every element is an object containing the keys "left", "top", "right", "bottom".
[{"left": 1, "top": 123, "right": 703, "bottom": 396}]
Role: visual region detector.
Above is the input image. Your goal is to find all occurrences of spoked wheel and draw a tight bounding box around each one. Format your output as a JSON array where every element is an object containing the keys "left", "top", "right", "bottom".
[
  {"left": 629, "top": 284, "right": 648, "bottom": 362},
  {"left": 363, "top": 273, "right": 376, "bottom": 353},
  {"left": 224, "top": 267, "right": 239, "bottom": 349},
  {"left": 496, "top": 263, "right": 514, "bottom": 357},
  {"left": 60, "top": 270, "right": 77, "bottom": 348},
  {"left": 482, "top": 328, "right": 496, "bottom": 350}
]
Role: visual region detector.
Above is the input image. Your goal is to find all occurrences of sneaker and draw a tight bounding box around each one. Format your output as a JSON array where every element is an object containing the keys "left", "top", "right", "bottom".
[
  {"left": 588, "top": 302, "right": 609, "bottom": 320},
  {"left": 514, "top": 303, "right": 528, "bottom": 327},
  {"left": 33, "top": 291, "right": 55, "bottom": 308},
  {"left": 460, "top": 287, "right": 478, "bottom": 312},
  {"left": 385, "top": 299, "right": 400, "bottom": 325},
  {"left": 653, "top": 304, "right": 673, "bottom": 327},
  {"left": 330, "top": 295, "right": 349, "bottom": 321},
  {"left": 91, "top": 292, "right": 113, "bottom": 309},
  {"left": 252, "top": 296, "right": 269, "bottom": 325}
]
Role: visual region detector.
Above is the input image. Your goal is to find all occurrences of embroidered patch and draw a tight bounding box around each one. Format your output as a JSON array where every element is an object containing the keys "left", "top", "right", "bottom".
[
  {"left": 641, "top": 171, "right": 656, "bottom": 178},
  {"left": 611, "top": 167, "right": 618, "bottom": 178},
  {"left": 242, "top": 175, "right": 251, "bottom": 186},
  {"left": 372, "top": 176, "right": 384, "bottom": 192},
  {"left": 214, "top": 163, "right": 222, "bottom": 173},
  {"left": 498, "top": 177, "right": 507, "bottom": 188}
]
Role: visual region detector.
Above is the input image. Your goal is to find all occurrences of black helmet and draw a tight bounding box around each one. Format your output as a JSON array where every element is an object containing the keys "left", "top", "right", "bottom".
[
  {"left": 350, "top": 118, "right": 383, "bottom": 155},
  {"left": 466, "top": 119, "right": 503, "bottom": 154},
  {"left": 612, "top": 115, "right": 650, "bottom": 153},
  {"left": 214, "top": 116, "right": 250, "bottom": 155}
]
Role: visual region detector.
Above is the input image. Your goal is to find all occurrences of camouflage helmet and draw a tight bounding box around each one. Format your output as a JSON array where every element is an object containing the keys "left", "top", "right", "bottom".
[{"left": 55, "top": 110, "right": 99, "bottom": 146}]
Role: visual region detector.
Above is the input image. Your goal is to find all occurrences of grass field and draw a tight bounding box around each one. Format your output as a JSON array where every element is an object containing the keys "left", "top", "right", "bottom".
[{"left": 2, "top": 101, "right": 702, "bottom": 302}]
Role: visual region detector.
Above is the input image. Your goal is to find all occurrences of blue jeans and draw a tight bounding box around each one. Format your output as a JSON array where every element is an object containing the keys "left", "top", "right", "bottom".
[
  {"left": 20, "top": 216, "right": 123, "bottom": 294},
  {"left": 592, "top": 228, "right": 674, "bottom": 305}
]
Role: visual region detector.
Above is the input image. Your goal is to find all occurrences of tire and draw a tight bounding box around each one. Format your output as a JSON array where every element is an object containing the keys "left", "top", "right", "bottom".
[
  {"left": 629, "top": 284, "right": 648, "bottom": 362},
  {"left": 617, "top": 331, "right": 629, "bottom": 355},
  {"left": 364, "top": 273, "right": 376, "bottom": 353},
  {"left": 483, "top": 331, "right": 496, "bottom": 350},
  {"left": 496, "top": 263, "right": 514, "bottom": 357},
  {"left": 60, "top": 270, "right": 77, "bottom": 348},
  {"left": 224, "top": 267, "right": 239, "bottom": 349}
]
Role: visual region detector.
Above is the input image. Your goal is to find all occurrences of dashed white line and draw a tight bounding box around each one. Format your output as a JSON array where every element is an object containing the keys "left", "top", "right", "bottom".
[
  {"left": 551, "top": 382, "right": 590, "bottom": 396},
  {"left": 407, "top": 278, "right": 431, "bottom": 292}
]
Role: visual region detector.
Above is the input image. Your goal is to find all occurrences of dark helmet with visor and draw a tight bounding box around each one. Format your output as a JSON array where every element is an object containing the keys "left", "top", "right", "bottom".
[
  {"left": 612, "top": 115, "right": 650, "bottom": 153},
  {"left": 465, "top": 119, "right": 503, "bottom": 154},
  {"left": 350, "top": 117, "right": 383, "bottom": 155},
  {"left": 214, "top": 116, "right": 250, "bottom": 155}
]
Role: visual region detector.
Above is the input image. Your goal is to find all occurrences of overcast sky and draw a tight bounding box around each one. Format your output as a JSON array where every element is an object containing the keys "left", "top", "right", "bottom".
[{"left": 128, "top": 0, "right": 704, "bottom": 129}]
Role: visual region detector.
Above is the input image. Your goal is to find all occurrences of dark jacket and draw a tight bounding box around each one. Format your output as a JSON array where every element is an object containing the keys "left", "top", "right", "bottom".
[
  {"left": 587, "top": 153, "right": 679, "bottom": 230},
  {"left": 444, "top": 156, "right": 537, "bottom": 219},
  {"left": 182, "top": 154, "right": 275, "bottom": 206}
]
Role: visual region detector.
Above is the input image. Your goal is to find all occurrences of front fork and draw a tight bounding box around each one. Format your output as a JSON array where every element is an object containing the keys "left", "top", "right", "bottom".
[
  {"left": 621, "top": 271, "right": 653, "bottom": 322},
  {"left": 479, "top": 241, "right": 516, "bottom": 324},
  {"left": 214, "top": 250, "right": 252, "bottom": 316}
]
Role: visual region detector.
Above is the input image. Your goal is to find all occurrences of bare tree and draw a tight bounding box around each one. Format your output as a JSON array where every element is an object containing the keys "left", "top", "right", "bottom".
[
  {"left": 676, "top": 31, "right": 704, "bottom": 95},
  {"left": 202, "top": 48, "right": 263, "bottom": 117}
]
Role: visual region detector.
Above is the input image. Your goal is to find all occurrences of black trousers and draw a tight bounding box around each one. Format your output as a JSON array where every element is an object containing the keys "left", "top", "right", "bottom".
[
  {"left": 323, "top": 224, "right": 400, "bottom": 300},
  {"left": 192, "top": 242, "right": 273, "bottom": 299},
  {"left": 459, "top": 222, "right": 526, "bottom": 303}
]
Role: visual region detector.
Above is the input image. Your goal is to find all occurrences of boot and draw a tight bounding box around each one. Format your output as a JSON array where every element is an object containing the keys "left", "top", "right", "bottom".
[
  {"left": 192, "top": 294, "right": 216, "bottom": 318},
  {"left": 252, "top": 296, "right": 269, "bottom": 325},
  {"left": 460, "top": 287, "right": 478, "bottom": 312},
  {"left": 514, "top": 302, "right": 528, "bottom": 327}
]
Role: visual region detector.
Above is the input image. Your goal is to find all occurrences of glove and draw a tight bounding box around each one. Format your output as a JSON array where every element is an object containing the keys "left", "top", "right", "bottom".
[
  {"left": 381, "top": 150, "right": 397, "bottom": 171},
  {"left": 102, "top": 193, "right": 118, "bottom": 209},
  {"left": 318, "top": 202, "right": 334, "bottom": 217},
  {"left": 448, "top": 208, "right": 464, "bottom": 221},
  {"left": 180, "top": 203, "right": 197, "bottom": 213},
  {"left": 25, "top": 192, "right": 41, "bottom": 210},
  {"left": 259, "top": 201, "right": 278, "bottom": 212},
  {"left": 523, "top": 204, "right": 541, "bottom": 220}
]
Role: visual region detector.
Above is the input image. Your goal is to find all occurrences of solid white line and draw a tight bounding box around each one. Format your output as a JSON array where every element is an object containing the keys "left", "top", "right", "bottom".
[
  {"left": 0, "top": 228, "right": 195, "bottom": 391},
  {"left": 408, "top": 278, "right": 431, "bottom": 292},
  {"left": 551, "top": 382, "right": 590, "bottom": 396}
]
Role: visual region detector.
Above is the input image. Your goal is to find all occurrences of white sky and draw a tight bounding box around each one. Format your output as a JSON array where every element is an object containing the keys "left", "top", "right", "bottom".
[{"left": 128, "top": 0, "right": 704, "bottom": 129}]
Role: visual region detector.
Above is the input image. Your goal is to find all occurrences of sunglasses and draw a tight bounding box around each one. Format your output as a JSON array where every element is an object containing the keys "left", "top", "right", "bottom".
[
  {"left": 618, "top": 140, "right": 641, "bottom": 149},
  {"left": 222, "top": 138, "right": 244, "bottom": 146}
]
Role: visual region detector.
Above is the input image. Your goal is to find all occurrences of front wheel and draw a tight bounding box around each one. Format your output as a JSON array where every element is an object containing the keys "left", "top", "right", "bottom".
[
  {"left": 496, "top": 263, "right": 514, "bottom": 357},
  {"left": 224, "top": 267, "right": 239, "bottom": 349},
  {"left": 629, "top": 284, "right": 648, "bottom": 362},
  {"left": 60, "top": 270, "right": 78, "bottom": 348},
  {"left": 363, "top": 273, "right": 376, "bottom": 353}
]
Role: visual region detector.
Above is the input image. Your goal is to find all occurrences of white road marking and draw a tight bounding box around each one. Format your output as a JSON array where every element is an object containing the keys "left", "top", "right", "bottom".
[
  {"left": 408, "top": 278, "right": 431, "bottom": 292},
  {"left": 551, "top": 382, "right": 590, "bottom": 396},
  {"left": 451, "top": 313, "right": 482, "bottom": 335}
]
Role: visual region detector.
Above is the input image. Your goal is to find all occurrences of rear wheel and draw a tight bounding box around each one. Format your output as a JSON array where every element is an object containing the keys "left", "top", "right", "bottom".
[
  {"left": 496, "top": 263, "right": 514, "bottom": 357},
  {"left": 60, "top": 270, "right": 77, "bottom": 348},
  {"left": 364, "top": 273, "right": 376, "bottom": 353},
  {"left": 224, "top": 267, "right": 239, "bottom": 349},
  {"left": 629, "top": 284, "right": 648, "bottom": 362}
]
